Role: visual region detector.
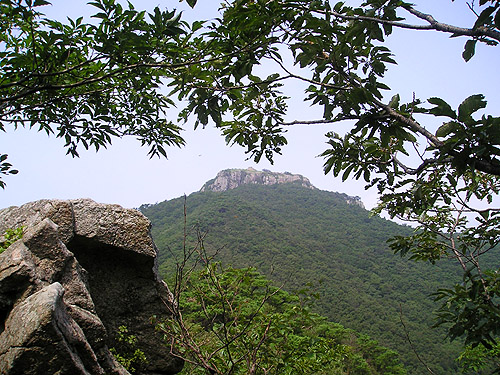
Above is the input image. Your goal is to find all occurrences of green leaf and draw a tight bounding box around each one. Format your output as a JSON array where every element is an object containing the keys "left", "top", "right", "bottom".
[
  {"left": 191, "top": 20, "right": 204, "bottom": 32},
  {"left": 436, "top": 121, "right": 459, "bottom": 138},
  {"left": 458, "top": 94, "right": 487, "bottom": 122},
  {"left": 388, "top": 94, "right": 400, "bottom": 109},
  {"left": 91, "top": 12, "right": 108, "bottom": 20},
  {"left": 33, "top": 0, "right": 51, "bottom": 6},
  {"left": 342, "top": 164, "right": 355, "bottom": 181},
  {"left": 479, "top": 210, "right": 490, "bottom": 220},
  {"left": 462, "top": 39, "right": 477, "bottom": 62},
  {"left": 428, "top": 97, "right": 456, "bottom": 119},
  {"left": 473, "top": 6, "right": 496, "bottom": 29},
  {"left": 333, "top": 2, "right": 344, "bottom": 12},
  {"left": 186, "top": 0, "right": 197, "bottom": 8}
]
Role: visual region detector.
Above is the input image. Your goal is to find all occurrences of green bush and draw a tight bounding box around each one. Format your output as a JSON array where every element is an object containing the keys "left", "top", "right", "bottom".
[
  {"left": 0, "top": 227, "right": 23, "bottom": 254},
  {"left": 110, "top": 325, "right": 147, "bottom": 374}
]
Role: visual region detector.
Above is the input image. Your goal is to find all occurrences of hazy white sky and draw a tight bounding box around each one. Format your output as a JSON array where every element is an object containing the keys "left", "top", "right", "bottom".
[{"left": 1, "top": 0, "right": 499, "bottom": 210}]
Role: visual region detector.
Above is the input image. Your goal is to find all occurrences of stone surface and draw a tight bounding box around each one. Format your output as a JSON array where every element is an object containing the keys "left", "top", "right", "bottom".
[
  {"left": 0, "top": 199, "right": 183, "bottom": 375},
  {"left": 200, "top": 167, "right": 316, "bottom": 192}
]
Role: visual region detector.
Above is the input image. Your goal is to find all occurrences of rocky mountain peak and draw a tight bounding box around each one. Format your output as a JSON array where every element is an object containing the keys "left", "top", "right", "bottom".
[{"left": 200, "top": 168, "right": 316, "bottom": 192}]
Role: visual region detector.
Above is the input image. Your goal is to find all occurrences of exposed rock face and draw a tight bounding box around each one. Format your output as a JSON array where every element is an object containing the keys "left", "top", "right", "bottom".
[
  {"left": 200, "top": 168, "right": 316, "bottom": 192},
  {"left": 0, "top": 199, "right": 183, "bottom": 375},
  {"left": 199, "top": 168, "right": 365, "bottom": 208},
  {"left": 339, "top": 194, "right": 365, "bottom": 209}
]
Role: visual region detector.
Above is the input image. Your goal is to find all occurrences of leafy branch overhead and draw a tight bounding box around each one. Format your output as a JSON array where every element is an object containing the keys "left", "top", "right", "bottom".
[
  {"left": 2, "top": 0, "right": 499, "bottom": 176},
  {"left": 1, "top": 0, "right": 191, "bottom": 171}
]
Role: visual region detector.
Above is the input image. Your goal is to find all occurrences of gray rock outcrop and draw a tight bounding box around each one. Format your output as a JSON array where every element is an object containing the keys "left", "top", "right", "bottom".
[
  {"left": 0, "top": 199, "right": 183, "bottom": 375},
  {"left": 200, "top": 168, "right": 316, "bottom": 192},
  {"left": 199, "top": 168, "right": 365, "bottom": 208}
]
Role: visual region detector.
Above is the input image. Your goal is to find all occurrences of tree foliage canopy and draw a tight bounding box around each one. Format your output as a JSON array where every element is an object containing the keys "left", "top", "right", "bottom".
[{"left": 0, "top": 0, "right": 194, "bottom": 186}]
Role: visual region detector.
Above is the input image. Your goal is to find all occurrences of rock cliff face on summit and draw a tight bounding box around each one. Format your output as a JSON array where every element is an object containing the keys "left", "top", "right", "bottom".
[
  {"left": 200, "top": 168, "right": 364, "bottom": 208},
  {"left": 0, "top": 199, "right": 182, "bottom": 375},
  {"left": 200, "top": 168, "right": 316, "bottom": 192}
]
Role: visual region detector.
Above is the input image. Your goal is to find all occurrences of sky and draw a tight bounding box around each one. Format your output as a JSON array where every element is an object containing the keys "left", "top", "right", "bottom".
[{"left": 1, "top": 0, "right": 499, "bottom": 210}]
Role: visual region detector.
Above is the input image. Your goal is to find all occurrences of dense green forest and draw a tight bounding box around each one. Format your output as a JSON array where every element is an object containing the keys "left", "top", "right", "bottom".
[
  {"left": 155, "top": 264, "right": 407, "bottom": 375},
  {"left": 141, "top": 182, "right": 464, "bottom": 374}
]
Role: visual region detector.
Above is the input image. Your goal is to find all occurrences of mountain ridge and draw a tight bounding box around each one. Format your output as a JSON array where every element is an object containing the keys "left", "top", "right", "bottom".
[
  {"left": 140, "top": 174, "right": 463, "bottom": 375},
  {"left": 199, "top": 167, "right": 364, "bottom": 207}
]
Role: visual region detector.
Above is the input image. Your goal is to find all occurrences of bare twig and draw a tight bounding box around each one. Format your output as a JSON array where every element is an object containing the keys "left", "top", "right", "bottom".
[
  {"left": 399, "top": 304, "right": 436, "bottom": 375},
  {"left": 155, "top": 198, "right": 287, "bottom": 375}
]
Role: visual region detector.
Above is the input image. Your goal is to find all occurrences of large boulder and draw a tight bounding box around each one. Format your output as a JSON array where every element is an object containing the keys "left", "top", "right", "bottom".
[{"left": 0, "top": 199, "right": 183, "bottom": 375}]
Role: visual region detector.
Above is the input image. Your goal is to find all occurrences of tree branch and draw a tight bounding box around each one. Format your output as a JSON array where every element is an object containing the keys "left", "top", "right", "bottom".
[
  {"left": 280, "top": 119, "right": 337, "bottom": 126},
  {"left": 405, "top": 7, "right": 500, "bottom": 43},
  {"left": 306, "top": 4, "right": 500, "bottom": 43},
  {"left": 271, "top": 56, "right": 349, "bottom": 91},
  {"left": 0, "top": 55, "right": 106, "bottom": 91},
  {"left": 0, "top": 41, "right": 269, "bottom": 105}
]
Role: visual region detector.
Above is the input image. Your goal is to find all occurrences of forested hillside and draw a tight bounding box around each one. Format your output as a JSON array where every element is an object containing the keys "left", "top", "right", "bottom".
[
  {"left": 140, "top": 181, "right": 464, "bottom": 375},
  {"left": 157, "top": 264, "right": 408, "bottom": 375}
]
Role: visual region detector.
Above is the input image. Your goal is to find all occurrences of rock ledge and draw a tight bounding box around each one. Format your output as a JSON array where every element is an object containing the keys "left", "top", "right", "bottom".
[{"left": 0, "top": 199, "right": 182, "bottom": 375}]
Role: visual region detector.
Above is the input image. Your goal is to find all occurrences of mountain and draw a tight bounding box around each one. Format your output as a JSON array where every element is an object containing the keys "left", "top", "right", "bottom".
[
  {"left": 199, "top": 167, "right": 364, "bottom": 207},
  {"left": 200, "top": 167, "right": 316, "bottom": 192},
  {"left": 140, "top": 169, "right": 463, "bottom": 375}
]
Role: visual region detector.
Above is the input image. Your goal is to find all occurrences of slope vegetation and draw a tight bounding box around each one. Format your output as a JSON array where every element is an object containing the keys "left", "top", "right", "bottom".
[{"left": 141, "top": 182, "right": 463, "bottom": 375}]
